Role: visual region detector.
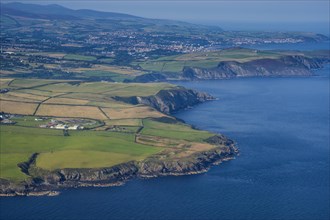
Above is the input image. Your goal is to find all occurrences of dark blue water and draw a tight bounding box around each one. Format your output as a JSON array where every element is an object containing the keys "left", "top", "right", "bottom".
[{"left": 1, "top": 67, "right": 329, "bottom": 220}]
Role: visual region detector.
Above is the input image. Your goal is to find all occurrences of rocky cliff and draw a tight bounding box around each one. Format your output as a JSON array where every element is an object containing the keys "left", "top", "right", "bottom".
[
  {"left": 114, "top": 88, "right": 215, "bottom": 114},
  {"left": 0, "top": 135, "right": 238, "bottom": 196},
  {"left": 182, "top": 55, "right": 325, "bottom": 80}
]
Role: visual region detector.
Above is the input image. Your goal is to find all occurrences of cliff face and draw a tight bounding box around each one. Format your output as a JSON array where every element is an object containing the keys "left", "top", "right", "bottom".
[
  {"left": 0, "top": 135, "right": 238, "bottom": 196},
  {"left": 182, "top": 55, "right": 324, "bottom": 80},
  {"left": 114, "top": 88, "right": 214, "bottom": 114},
  {"left": 125, "top": 73, "right": 167, "bottom": 83},
  {"left": 139, "top": 144, "right": 237, "bottom": 177}
]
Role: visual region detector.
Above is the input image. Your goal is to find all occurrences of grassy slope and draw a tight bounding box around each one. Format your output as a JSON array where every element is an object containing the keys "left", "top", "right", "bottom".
[
  {"left": 35, "top": 81, "right": 176, "bottom": 96},
  {"left": 136, "top": 48, "right": 320, "bottom": 73},
  {"left": 142, "top": 119, "right": 213, "bottom": 142},
  {"left": 0, "top": 125, "right": 161, "bottom": 179},
  {"left": 63, "top": 54, "right": 97, "bottom": 61}
]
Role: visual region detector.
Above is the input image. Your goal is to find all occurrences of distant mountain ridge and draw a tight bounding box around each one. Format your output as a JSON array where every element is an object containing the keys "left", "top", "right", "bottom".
[
  {"left": 1, "top": 2, "right": 223, "bottom": 32},
  {"left": 1, "top": 2, "right": 141, "bottom": 19}
]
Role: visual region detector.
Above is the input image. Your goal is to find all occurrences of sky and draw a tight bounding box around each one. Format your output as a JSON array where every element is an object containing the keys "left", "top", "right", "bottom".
[{"left": 3, "top": 0, "right": 330, "bottom": 34}]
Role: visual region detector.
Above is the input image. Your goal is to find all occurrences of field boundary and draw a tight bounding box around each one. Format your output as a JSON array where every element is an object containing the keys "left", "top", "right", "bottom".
[{"left": 98, "top": 107, "right": 111, "bottom": 120}]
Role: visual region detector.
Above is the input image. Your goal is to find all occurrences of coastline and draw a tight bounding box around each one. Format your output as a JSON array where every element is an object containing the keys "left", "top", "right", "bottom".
[
  {"left": 0, "top": 143, "right": 238, "bottom": 197},
  {"left": 0, "top": 88, "right": 238, "bottom": 197},
  {"left": 2, "top": 64, "right": 327, "bottom": 197}
]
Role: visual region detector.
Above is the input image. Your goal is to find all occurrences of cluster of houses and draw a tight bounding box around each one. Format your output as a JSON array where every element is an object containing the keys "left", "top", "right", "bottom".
[
  {"left": 0, "top": 112, "right": 16, "bottom": 124},
  {"left": 39, "top": 119, "right": 84, "bottom": 130},
  {"left": 0, "top": 113, "right": 92, "bottom": 130}
]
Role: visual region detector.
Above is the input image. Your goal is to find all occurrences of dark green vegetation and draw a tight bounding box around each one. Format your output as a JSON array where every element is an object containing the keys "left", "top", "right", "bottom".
[{"left": 1, "top": 126, "right": 161, "bottom": 180}]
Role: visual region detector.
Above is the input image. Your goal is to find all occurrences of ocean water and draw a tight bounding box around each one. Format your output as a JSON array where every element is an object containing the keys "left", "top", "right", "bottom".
[{"left": 1, "top": 70, "right": 329, "bottom": 219}]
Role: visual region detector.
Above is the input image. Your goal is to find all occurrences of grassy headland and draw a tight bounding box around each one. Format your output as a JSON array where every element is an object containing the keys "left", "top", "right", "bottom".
[{"left": 0, "top": 79, "right": 220, "bottom": 183}]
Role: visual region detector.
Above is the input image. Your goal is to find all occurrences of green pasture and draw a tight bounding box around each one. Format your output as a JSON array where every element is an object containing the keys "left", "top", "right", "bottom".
[
  {"left": 37, "top": 82, "right": 177, "bottom": 96},
  {"left": 0, "top": 125, "right": 162, "bottom": 180},
  {"left": 63, "top": 54, "right": 97, "bottom": 61},
  {"left": 137, "top": 48, "right": 282, "bottom": 73},
  {"left": 8, "top": 79, "right": 63, "bottom": 88},
  {"left": 80, "top": 70, "right": 134, "bottom": 82},
  {"left": 141, "top": 119, "right": 213, "bottom": 142},
  {"left": 11, "top": 116, "right": 51, "bottom": 127}
]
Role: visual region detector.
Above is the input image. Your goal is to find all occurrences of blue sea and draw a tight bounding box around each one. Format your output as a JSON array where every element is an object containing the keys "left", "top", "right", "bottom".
[{"left": 1, "top": 52, "right": 329, "bottom": 219}]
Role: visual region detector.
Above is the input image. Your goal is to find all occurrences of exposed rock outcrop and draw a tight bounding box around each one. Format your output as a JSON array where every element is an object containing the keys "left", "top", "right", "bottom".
[
  {"left": 138, "top": 144, "right": 238, "bottom": 177},
  {"left": 182, "top": 55, "right": 325, "bottom": 80},
  {"left": 125, "top": 73, "right": 167, "bottom": 83},
  {"left": 0, "top": 135, "right": 238, "bottom": 196},
  {"left": 114, "top": 88, "right": 215, "bottom": 114}
]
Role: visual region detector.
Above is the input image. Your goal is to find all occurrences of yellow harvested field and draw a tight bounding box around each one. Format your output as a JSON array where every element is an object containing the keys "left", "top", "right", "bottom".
[
  {"left": 44, "top": 64, "right": 60, "bottom": 69},
  {"left": 105, "top": 119, "right": 143, "bottom": 126},
  {"left": 87, "top": 101, "right": 133, "bottom": 108},
  {"left": 0, "top": 78, "right": 13, "bottom": 87},
  {"left": 17, "top": 89, "right": 65, "bottom": 97},
  {"left": 136, "top": 134, "right": 182, "bottom": 148},
  {"left": 72, "top": 65, "right": 143, "bottom": 75},
  {"left": 61, "top": 43, "right": 83, "bottom": 47},
  {"left": 102, "top": 106, "right": 165, "bottom": 119},
  {"left": 189, "top": 142, "right": 216, "bottom": 151},
  {"left": 46, "top": 53, "right": 66, "bottom": 58},
  {"left": 8, "top": 92, "right": 49, "bottom": 101},
  {"left": 36, "top": 104, "right": 107, "bottom": 120},
  {"left": 44, "top": 97, "right": 89, "bottom": 105},
  {"left": 174, "top": 143, "right": 216, "bottom": 158},
  {"left": 9, "top": 79, "right": 61, "bottom": 88},
  {"left": 28, "top": 52, "right": 66, "bottom": 58},
  {"left": 62, "top": 93, "right": 108, "bottom": 102},
  {"left": 0, "top": 93, "right": 40, "bottom": 103},
  {"left": 0, "top": 100, "right": 38, "bottom": 115}
]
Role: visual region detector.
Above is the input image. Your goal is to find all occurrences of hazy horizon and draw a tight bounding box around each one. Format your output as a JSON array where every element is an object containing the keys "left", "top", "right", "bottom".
[{"left": 2, "top": 0, "right": 330, "bottom": 35}]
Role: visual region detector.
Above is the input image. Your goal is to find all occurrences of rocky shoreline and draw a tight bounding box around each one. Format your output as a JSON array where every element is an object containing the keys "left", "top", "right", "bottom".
[
  {"left": 128, "top": 55, "right": 329, "bottom": 82},
  {"left": 5, "top": 54, "right": 323, "bottom": 196},
  {"left": 181, "top": 55, "right": 326, "bottom": 80},
  {"left": 0, "top": 88, "right": 239, "bottom": 197},
  {"left": 114, "top": 88, "right": 215, "bottom": 114},
  {"left": 0, "top": 140, "right": 238, "bottom": 197}
]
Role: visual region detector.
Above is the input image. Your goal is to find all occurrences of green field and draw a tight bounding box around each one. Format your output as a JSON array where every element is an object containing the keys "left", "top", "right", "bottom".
[
  {"left": 142, "top": 119, "right": 213, "bottom": 142},
  {"left": 0, "top": 125, "right": 161, "bottom": 179},
  {"left": 36, "top": 81, "right": 177, "bottom": 96},
  {"left": 8, "top": 79, "right": 65, "bottom": 88},
  {"left": 63, "top": 54, "right": 97, "bottom": 61},
  {"left": 80, "top": 70, "right": 134, "bottom": 82},
  {"left": 0, "top": 153, "right": 31, "bottom": 181},
  {"left": 137, "top": 48, "right": 283, "bottom": 73},
  {"left": 11, "top": 116, "right": 52, "bottom": 127},
  {"left": 0, "top": 79, "right": 218, "bottom": 182},
  {"left": 99, "top": 58, "right": 114, "bottom": 63}
]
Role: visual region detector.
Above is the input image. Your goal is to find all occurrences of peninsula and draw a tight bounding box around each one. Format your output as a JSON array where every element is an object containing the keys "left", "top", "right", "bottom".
[{"left": 0, "top": 79, "right": 237, "bottom": 196}]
